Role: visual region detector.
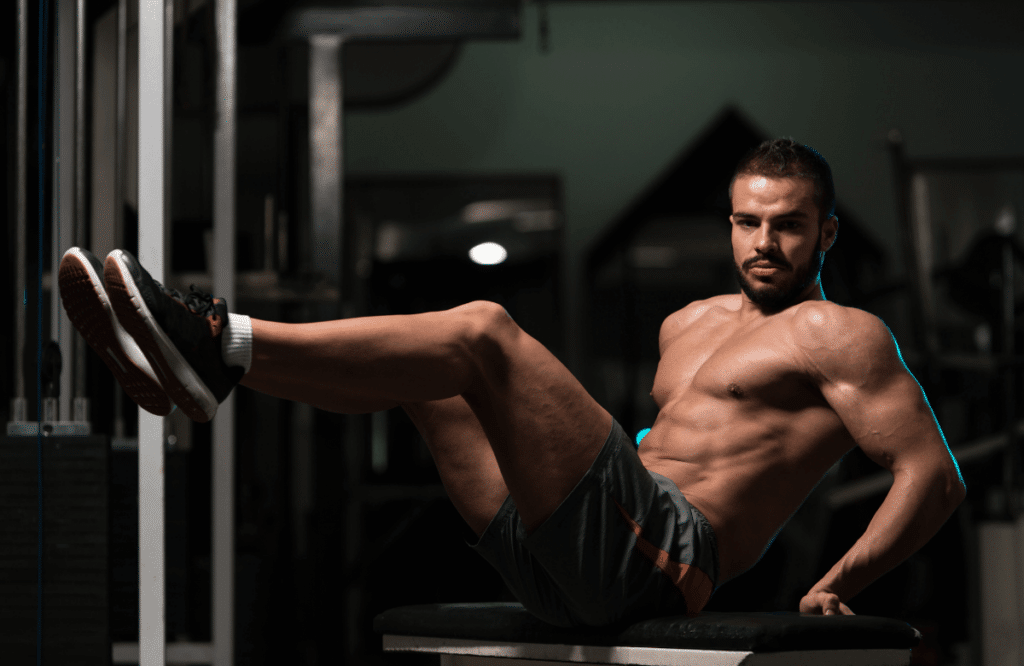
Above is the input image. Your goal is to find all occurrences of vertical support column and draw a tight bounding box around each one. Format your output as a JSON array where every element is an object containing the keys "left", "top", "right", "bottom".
[
  {"left": 90, "top": 8, "right": 118, "bottom": 258},
  {"left": 909, "top": 173, "right": 940, "bottom": 357},
  {"left": 74, "top": 0, "right": 89, "bottom": 408},
  {"left": 53, "top": 0, "right": 76, "bottom": 420},
  {"left": 309, "top": 33, "right": 369, "bottom": 654},
  {"left": 75, "top": 0, "right": 87, "bottom": 250},
  {"left": 212, "top": 0, "right": 237, "bottom": 663},
  {"left": 113, "top": 0, "right": 129, "bottom": 439},
  {"left": 138, "top": 0, "right": 166, "bottom": 664},
  {"left": 116, "top": 0, "right": 127, "bottom": 254},
  {"left": 308, "top": 34, "right": 345, "bottom": 292},
  {"left": 1002, "top": 237, "right": 1019, "bottom": 517},
  {"left": 309, "top": 34, "right": 361, "bottom": 654},
  {"left": 13, "top": 0, "right": 28, "bottom": 420}
]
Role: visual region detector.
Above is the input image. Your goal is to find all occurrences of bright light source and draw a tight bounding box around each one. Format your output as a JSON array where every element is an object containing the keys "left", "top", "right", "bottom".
[{"left": 469, "top": 242, "right": 508, "bottom": 266}]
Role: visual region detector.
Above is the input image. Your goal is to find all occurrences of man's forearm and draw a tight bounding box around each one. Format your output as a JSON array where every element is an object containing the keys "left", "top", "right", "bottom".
[{"left": 811, "top": 470, "right": 964, "bottom": 603}]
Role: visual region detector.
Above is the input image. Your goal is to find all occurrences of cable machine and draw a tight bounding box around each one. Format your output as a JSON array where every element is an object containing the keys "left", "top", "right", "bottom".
[
  {"left": 5, "top": 1, "right": 520, "bottom": 664},
  {"left": 3, "top": 0, "right": 109, "bottom": 662}
]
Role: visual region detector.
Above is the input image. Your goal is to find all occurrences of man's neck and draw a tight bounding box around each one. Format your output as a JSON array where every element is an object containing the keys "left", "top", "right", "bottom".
[{"left": 738, "top": 282, "right": 827, "bottom": 319}]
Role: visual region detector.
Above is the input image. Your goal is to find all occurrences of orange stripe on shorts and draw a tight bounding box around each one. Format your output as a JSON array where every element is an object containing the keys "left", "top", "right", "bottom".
[{"left": 615, "top": 499, "right": 714, "bottom": 616}]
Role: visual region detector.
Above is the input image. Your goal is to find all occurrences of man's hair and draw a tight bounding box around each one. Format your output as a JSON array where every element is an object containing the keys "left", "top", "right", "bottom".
[{"left": 729, "top": 138, "right": 836, "bottom": 222}]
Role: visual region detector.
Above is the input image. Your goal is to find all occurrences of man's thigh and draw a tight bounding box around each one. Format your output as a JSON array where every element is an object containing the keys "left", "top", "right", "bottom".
[
  {"left": 403, "top": 397, "right": 509, "bottom": 536},
  {"left": 458, "top": 303, "right": 613, "bottom": 533}
]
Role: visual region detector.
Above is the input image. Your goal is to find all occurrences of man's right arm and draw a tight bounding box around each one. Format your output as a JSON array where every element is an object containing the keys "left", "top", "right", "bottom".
[{"left": 796, "top": 305, "right": 965, "bottom": 613}]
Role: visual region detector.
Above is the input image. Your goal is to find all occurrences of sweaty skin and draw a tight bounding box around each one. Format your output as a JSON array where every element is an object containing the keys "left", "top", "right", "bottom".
[
  {"left": 642, "top": 295, "right": 850, "bottom": 581},
  {"left": 640, "top": 175, "right": 965, "bottom": 614},
  {"left": 237, "top": 174, "right": 964, "bottom": 618}
]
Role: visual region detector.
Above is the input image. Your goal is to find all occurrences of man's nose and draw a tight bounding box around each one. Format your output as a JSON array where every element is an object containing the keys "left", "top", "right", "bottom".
[{"left": 754, "top": 225, "right": 779, "bottom": 250}]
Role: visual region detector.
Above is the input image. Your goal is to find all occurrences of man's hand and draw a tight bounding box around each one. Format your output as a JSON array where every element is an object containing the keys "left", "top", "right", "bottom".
[{"left": 799, "top": 589, "right": 854, "bottom": 615}]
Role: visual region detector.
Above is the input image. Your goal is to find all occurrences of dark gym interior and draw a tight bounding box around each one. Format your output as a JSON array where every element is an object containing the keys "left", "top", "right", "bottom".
[{"left": 3, "top": 1, "right": 1024, "bottom": 664}]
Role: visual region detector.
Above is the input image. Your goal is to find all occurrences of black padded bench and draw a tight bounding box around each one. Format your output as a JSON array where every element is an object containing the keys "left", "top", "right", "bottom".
[{"left": 375, "top": 602, "right": 921, "bottom": 666}]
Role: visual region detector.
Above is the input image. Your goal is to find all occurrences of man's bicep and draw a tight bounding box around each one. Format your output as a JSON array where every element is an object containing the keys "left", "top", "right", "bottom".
[
  {"left": 817, "top": 313, "right": 954, "bottom": 476},
  {"left": 829, "top": 370, "right": 947, "bottom": 472}
]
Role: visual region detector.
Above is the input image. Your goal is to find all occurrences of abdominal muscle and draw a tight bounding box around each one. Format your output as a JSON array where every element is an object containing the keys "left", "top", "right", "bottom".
[{"left": 637, "top": 400, "right": 851, "bottom": 583}]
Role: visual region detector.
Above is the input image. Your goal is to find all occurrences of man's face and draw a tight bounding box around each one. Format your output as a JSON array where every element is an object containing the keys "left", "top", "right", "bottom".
[{"left": 729, "top": 175, "right": 837, "bottom": 312}]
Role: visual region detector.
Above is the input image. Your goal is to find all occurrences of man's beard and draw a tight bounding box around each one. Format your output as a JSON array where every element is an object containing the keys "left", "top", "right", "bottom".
[{"left": 733, "top": 238, "right": 824, "bottom": 312}]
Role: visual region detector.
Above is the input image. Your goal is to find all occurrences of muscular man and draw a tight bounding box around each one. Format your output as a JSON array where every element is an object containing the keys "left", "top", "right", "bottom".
[{"left": 59, "top": 138, "right": 964, "bottom": 626}]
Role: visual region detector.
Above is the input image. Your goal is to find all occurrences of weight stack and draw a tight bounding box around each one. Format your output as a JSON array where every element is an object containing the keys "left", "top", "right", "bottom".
[{"left": 0, "top": 435, "right": 110, "bottom": 664}]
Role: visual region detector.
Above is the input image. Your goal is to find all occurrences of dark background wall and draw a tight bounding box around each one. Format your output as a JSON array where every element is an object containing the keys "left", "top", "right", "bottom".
[{"left": 339, "top": 1, "right": 1024, "bottom": 369}]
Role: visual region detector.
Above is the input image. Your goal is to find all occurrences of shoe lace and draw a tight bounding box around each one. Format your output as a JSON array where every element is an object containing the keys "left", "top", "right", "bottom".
[
  {"left": 152, "top": 278, "right": 217, "bottom": 318},
  {"left": 183, "top": 286, "right": 217, "bottom": 317}
]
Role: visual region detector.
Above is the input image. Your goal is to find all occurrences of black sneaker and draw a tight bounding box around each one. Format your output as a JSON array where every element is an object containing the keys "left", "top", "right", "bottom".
[
  {"left": 104, "top": 249, "right": 243, "bottom": 423},
  {"left": 58, "top": 247, "right": 173, "bottom": 416}
]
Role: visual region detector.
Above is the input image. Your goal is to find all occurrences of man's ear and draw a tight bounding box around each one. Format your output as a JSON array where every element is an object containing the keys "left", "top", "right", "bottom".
[{"left": 822, "top": 216, "right": 839, "bottom": 252}]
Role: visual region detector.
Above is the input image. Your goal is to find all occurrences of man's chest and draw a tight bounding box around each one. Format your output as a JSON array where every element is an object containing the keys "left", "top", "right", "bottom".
[{"left": 651, "top": 317, "right": 816, "bottom": 408}]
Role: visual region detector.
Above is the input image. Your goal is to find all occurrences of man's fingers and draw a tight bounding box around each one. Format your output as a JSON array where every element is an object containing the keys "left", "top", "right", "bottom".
[
  {"left": 800, "top": 590, "right": 853, "bottom": 615},
  {"left": 821, "top": 597, "right": 854, "bottom": 616}
]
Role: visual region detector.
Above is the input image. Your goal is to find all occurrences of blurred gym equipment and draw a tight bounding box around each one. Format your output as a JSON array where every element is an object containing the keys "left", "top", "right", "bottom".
[
  {"left": 6, "top": 1, "right": 523, "bottom": 664},
  {"left": 889, "top": 131, "right": 1024, "bottom": 666}
]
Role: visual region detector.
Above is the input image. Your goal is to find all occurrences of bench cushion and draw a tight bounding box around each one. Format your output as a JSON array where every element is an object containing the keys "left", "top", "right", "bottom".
[{"left": 374, "top": 602, "right": 921, "bottom": 653}]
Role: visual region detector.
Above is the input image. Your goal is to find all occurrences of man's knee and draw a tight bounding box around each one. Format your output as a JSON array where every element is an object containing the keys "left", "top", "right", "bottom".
[
  {"left": 451, "top": 301, "right": 516, "bottom": 341},
  {"left": 447, "top": 301, "right": 519, "bottom": 371},
  {"left": 450, "top": 300, "right": 511, "bottom": 323}
]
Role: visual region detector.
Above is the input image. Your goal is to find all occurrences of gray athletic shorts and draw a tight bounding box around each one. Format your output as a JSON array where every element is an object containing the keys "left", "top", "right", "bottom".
[{"left": 470, "top": 419, "right": 719, "bottom": 627}]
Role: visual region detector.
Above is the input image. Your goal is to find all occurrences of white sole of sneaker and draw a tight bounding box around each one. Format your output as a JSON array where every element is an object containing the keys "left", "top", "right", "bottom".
[
  {"left": 58, "top": 247, "right": 173, "bottom": 416},
  {"left": 104, "top": 249, "right": 219, "bottom": 422}
]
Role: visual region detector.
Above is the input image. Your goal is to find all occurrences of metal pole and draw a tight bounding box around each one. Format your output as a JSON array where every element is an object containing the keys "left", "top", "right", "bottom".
[
  {"left": 54, "top": 0, "right": 76, "bottom": 421},
  {"left": 89, "top": 8, "right": 118, "bottom": 256},
  {"left": 112, "top": 0, "right": 128, "bottom": 439},
  {"left": 212, "top": 0, "right": 237, "bottom": 662},
  {"left": 116, "top": 0, "right": 127, "bottom": 251},
  {"left": 1003, "top": 238, "right": 1017, "bottom": 518},
  {"left": 164, "top": 0, "right": 173, "bottom": 248},
  {"left": 138, "top": 0, "right": 167, "bottom": 662},
  {"left": 75, "top": 0, "right": 87, "bottom": 250},
  {"left": 308, "top": 34, "right": 344, "bottom": 293},
  {"left": 13, "top": 0, "right": 28, "bottom": 420},
  {"left": 74, "top": 0, "right": 88, "bottom": 409},
  {"left": 309, "top": 33, "right": 360, "bottom": 653},
  {"left": 910, "top": 173, "right": 940, "bottom": 356}
]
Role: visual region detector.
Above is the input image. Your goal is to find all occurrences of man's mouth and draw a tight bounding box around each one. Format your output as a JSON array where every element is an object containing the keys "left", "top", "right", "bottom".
[{"left": 748, "top": 261, "right": 786, "bottom": 271}]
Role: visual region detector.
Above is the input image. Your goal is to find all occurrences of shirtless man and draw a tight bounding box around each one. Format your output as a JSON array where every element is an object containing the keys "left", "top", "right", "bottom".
[{"left": 58, "top": 138, "right": 965, "bottom": 627}]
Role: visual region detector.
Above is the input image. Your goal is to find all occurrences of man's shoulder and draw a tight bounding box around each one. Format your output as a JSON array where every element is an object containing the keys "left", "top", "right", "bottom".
[
  {"left": 786, "top": 301, "right": 898, "bottom": 376},
  {"left": 659, "top": 295, "right": 738, "bottom": 353},
  {"left": 788, "top": 300, "right": 888, "bottom": 340},
  {"left": 669, "top": 294, "right": 740, "bottom": 328}
]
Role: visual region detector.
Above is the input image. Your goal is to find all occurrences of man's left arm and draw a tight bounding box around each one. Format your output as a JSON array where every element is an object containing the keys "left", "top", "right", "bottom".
[{"left": 797, "top": 307, "right": 966, "bottom": 615}]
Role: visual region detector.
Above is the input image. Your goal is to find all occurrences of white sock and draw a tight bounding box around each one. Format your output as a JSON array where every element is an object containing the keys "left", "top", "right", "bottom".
[{"left": 221, "top": 313, "right": 253, "bottom": 372}]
